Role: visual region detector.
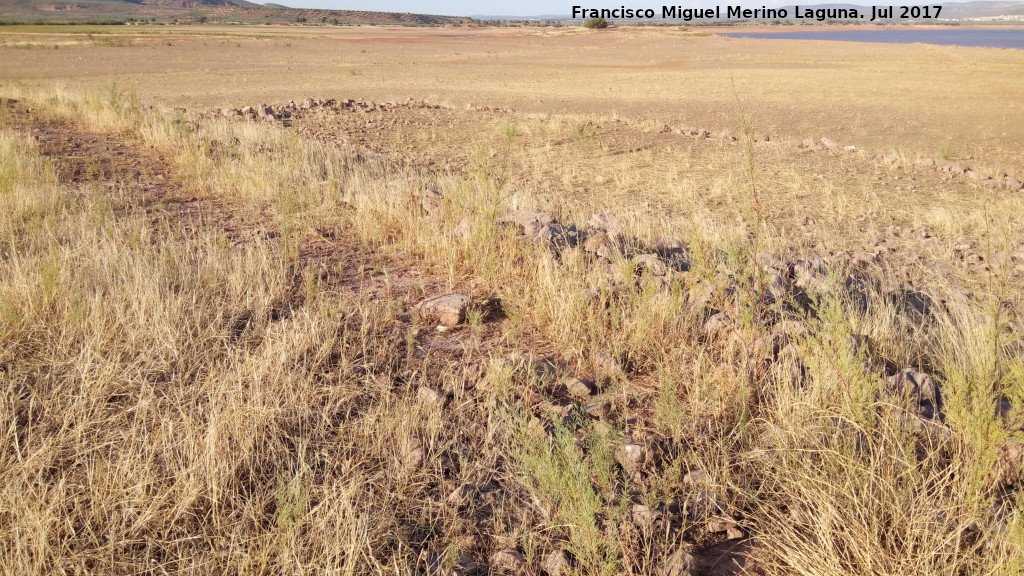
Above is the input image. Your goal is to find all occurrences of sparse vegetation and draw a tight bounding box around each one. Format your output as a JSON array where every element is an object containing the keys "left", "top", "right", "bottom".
[
  {"left": 583, "top": 17, "right": 610, "bottom": 29},
  {"left": 1, "top": 22, "right": 1023, "bottom": 576}
]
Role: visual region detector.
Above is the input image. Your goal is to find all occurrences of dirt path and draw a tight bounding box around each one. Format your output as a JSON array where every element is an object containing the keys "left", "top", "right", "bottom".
[
  {"left": 5, "top": 104, "right": 778, "bottom": 576},
  {"left": 6, "top": 101, "right": 513, "bottom": 397}
]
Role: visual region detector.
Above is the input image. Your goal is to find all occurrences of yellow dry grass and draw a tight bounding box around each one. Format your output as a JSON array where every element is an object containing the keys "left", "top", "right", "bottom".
[{"left": 0, "top": 24, "right": 1023, "bottom": 576}]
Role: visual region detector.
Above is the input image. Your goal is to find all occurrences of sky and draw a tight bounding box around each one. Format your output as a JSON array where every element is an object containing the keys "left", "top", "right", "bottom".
[{"left": 256, "top": 1, "right": 881, "bottom": 17}]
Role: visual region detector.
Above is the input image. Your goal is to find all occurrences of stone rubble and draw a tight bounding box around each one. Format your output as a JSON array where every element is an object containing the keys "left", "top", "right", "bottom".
[{"left": 200, "top": 96, "right": 1023, "bottom": 191}]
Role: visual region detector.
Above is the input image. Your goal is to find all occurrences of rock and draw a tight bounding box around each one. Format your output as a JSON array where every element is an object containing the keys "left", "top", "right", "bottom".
[
  {"left": 793, "top": 258, "right": 829, "bottom": 294},
  {"left": 726, "top": 527, "right": 744, "bottom": 540},
  {"left": 220, "top": 107, "right": 238, "bottom": 117},
  {"left": 540, "top": 400, "right": 571, "bottom": 421},
  {"left": 1006, "top": 177, "right": 1024, "bottom": 191},
  {"left": 702, "top": 312, "right": 735, "bottom": 339},
  {"left": 616, "top": 441, "right": 648, "bottom": 476},
  {"left": 718, "top": 130, "right": 736, "bottom": 141},
  {"left": 498, "top": 210, "right": 556, "bottom": 236},
  {"left": 995, "top": 441, "right": 1023, "bottom": 487},
  {"left": 652, "top": 237, "right": 685, "bottom": 257},
  {"left": 565, "top": 377, "right": 595, "bottom": 398},
  {"left": 458, "top": 533, "right": 485, "bottom": 551},
  {"left": 592, "top": 420, "right": 612, "bottom": 436},
  {"left": 820, "top": 137, "right": 840, "bottom": 149},
  {"left": 588, "top": 211, "right": 625, "bottom": 241},
  {"left": 453, "top": 217, "right": 474, "bottom": 239},
  {"left": 490, "top": 549, "right": 527, "bottom": 574},
  {"left": 416, "top": 294, "right": 471, "bottom": 326},
  {"left": 852, "top": 251, "right": 878, "bottom": 266},
  {"left": 421, "top": 189, "right": 445, "bottom": 214},
  {"left": 426, "top": 550, "right": 475, "bottom": 576},
  {"left": 774, "top": 319, "right": 809, "bottom": 340},
  {"left": 634, "top": 253, "right": 668, "bottom": 277},
  {"left": 446, "top": 483, "right": 475, "bottom": 507},
  {"left": 765, "top": 273, "right": 788, "bottom": 303},
  {"left": 686, "top": 281, "right": 713, "bottom": 312},
  {"left": 773, "top": 343, "right": 807, "bottom": 385},
  {"left": 954, "top": 239, "right": 974, "bottom": 253},
  {"left": 582, "top": 229, "right": 614, "bottom": 259},
  {"left": 632, "top": 504, "right": 656, "bottom": 529},
  {"left": 594, "top": 349, "right": 622, "bottom": 376},
  {"left": 789, "top": 505, "right": 810, "bottom": 524},
  {"left": 683, "top": 469, "right": 708, "bottom": 486},
  {"left": 756, "top": 251, "right": 788, "bottom": 274},
  {"left": 886, "top": 368, "right": 941, "bottom": 421},
  {"left": 658, "top": 548, "right": 697, "bottom": 576},
  {"left": 418, "top": 386, "right": 443, "bottom": 406},
  {"left": 967, "top": 170, "right": 989, "bottom": 180},
  {"left": 991, "top": 251, "right": 1010, "bottom": 268},
  {"left": 928, "top": 259, "right": 955, "bottom": 274},
  {"left": 438, "top": 452, "right": 458, "bottom": 477},
  {"left": 541, "top": 550, "right": 571, "bottom": 576},
  {"left": 949, "top": 162, "right": 969, "bottom": 175},
  {"left": 707, "top": 517, "right": 738, "bottom": 533},
  {"left": 584, "top": 400, "right": 610, "bottom": 419},
  {"left": 535, "top": 223, "right": 581, "bottom": 247},
  {"left": 921, "top": 237, "right": 943, "bottom": 254},
  {"left": 690, "top": 490, "right": 725, "bottom": 517},
  {"left": 800, "top": 138, "right": 815, "bottom": 149},
  {"left": 406, "top": 438, "right": 425, "bottom": 471},
  {"left": 240, "top": 105, "right": 254, "bottom": 116}
]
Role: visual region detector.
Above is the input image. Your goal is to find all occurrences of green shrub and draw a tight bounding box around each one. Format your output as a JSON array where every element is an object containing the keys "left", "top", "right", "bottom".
[{"left": 583, "top": 17, "right": 609, "bottom": 29}]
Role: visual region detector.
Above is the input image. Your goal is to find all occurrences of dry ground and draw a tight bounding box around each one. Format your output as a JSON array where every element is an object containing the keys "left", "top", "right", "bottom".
[
  {"left": 1, "top": 24, "right": 1023, "bottom": 576},
  {"left": 2, "top": 24, "right": 1024, "bottom": 168}
]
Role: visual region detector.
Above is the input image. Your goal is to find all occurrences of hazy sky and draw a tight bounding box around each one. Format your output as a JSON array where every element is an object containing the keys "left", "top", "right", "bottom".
[{"left": 258, "top": 1, "right": 879, "bottom": 17}]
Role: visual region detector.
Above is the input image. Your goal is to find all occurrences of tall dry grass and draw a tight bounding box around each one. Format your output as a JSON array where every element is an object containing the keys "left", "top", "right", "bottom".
[{"left": 0, "top": 87, "right": 1021, "bottom": 575}]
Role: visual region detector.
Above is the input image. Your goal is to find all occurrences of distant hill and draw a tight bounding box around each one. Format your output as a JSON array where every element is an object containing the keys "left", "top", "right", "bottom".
[
  {"left": 937, "top": 0, "right": 1024, "bottom": 16},
  {"left": 4, "top": 0, "right": 1021, "bottom": 25},
  {"left": 0, "top": 0, "right": 474, "bottom": 25}
]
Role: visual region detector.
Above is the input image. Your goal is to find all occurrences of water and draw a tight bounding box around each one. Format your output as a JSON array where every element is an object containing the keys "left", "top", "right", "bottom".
[{"left": 720, "top": 29, "right": 1024, "bottom": 49}]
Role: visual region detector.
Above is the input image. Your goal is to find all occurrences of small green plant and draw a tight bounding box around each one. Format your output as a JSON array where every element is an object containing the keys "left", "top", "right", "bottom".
[
  {"left": 275, "top": 475, "right": 310, "bottom": 550},
  {"left": 572, "top": 121, "right": 598, "bottom": 143},
  {"left": 467, "top": 307, "right": 484, "bottom": 336},
  {"left": 508, "top": 408, "right": 618, "bottom": 575},
  {"left": 654, "top": 364, "right": 687, "bottom": 442},
  {"left": 39, "top": 249, "right": 61, "bottom": 304},
  {"left": 105, "top": 81, "right": 138, "bottom": 115}
]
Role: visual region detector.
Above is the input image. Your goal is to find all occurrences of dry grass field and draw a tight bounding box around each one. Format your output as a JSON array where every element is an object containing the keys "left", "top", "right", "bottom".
[{"left": 1, "top": 24, "right": 1024, "bottom": 576}]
